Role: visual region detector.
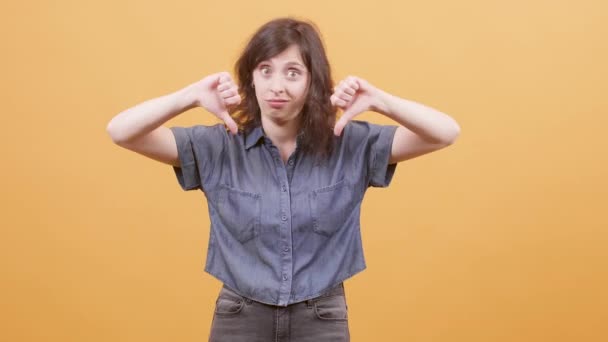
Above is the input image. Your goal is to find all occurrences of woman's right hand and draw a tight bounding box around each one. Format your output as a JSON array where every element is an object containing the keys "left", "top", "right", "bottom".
[{"left": 187, "top": 71, "right": 241, "bottom": 135}]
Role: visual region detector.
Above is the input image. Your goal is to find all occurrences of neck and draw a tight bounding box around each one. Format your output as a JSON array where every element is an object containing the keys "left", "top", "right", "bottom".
[{"left": 261, "top": 116, "right": 300, "bottom": 146}]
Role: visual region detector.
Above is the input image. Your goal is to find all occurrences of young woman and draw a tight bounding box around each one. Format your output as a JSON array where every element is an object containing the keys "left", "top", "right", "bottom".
[{"left": 107, "top": 17, "right": 460, "bottom": 342}]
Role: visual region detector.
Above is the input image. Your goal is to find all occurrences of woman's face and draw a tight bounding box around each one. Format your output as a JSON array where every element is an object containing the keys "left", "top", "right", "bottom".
[{"left": 252, "top": 44, "right": 310, "bottom": 126}]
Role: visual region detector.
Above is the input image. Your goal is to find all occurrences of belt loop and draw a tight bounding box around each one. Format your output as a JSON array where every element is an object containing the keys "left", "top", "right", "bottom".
[{"left": 306, "top": 299, "right": 313, "bottom": 309}]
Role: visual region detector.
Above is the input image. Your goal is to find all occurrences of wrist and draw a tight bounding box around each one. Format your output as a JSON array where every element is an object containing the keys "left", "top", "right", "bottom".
[
  {"left": 371, "top": 89, "right": 394, "bottom": 116},
  {"left": 175, "top": 84, "right": 200, "bottom": 111}
]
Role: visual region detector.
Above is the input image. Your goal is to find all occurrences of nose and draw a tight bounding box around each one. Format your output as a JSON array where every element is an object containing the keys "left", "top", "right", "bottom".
[{"left": 269, "top": 75, "right": 285, "bottom": 94}]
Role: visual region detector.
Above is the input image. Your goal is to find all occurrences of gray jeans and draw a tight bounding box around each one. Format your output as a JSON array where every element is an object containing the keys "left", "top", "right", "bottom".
[{"left": 209, "top": 283, "right": 350, "bottom": 342}]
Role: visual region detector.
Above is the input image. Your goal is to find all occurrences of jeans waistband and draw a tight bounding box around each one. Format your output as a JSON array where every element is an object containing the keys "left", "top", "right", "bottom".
[
  {"left": 315, "top": 282, "right": 345, "bottom": 299},
  {"left": 220, "top": 282, "right": 345, "bottom": 306}
]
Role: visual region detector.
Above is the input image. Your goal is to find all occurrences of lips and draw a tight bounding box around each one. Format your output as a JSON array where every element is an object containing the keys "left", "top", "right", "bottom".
[{"left": 266, "top": 99, "right": 288, "bottom": 109}]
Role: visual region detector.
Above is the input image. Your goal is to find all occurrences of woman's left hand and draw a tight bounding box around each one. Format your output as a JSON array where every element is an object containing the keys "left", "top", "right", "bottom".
[{"left": 331, "top": 76, "right": 387, "bottom": 136}]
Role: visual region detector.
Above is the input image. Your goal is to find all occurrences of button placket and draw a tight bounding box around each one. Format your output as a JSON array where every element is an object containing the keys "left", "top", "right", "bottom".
[{"left": 267, "top": 145, "right": 293, "bottom": 306}]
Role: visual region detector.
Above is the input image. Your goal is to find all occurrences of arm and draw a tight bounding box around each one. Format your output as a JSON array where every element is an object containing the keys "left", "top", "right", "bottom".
[
  {"left": 331, "top": 76, "right": 461, "bottom": 164},
  {"left": 106, "top": 72, "right": 240, "bottom": 167},
  {"left": 106, "top": 86, "right": 196, "bottom": 145},
  {"left": 374, "top": 92, "right": 461, "bottom": 164},
  {"left": 106, "top": 86, "right": 196, "bottom": 167}
]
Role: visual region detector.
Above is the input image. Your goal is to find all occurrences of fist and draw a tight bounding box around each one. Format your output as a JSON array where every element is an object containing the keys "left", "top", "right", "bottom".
[
  {"left": 331, "top": 76, "right": 379, "bottom": 136},
  {"left": 190, "top": 71, "right": 240, "bottom": 134}
]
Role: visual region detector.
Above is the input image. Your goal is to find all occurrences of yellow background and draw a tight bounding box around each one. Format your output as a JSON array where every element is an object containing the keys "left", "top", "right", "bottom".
[{"left": 1, "top": 0, "right": 607, "bottom": 341}]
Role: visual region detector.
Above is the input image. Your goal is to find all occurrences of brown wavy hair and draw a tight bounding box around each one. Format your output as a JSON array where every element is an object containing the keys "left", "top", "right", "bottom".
[{"left": 232, "top": 17, "right": 336, "bottom": 159}]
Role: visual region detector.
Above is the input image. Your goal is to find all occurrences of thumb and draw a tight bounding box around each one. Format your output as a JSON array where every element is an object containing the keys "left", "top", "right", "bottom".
[
  {"left": 334, "top": 105, "right": 359, "bottom": 136},
  {"left": 218, "top": 111, "right": 238, "bottom": 135},
  {"left": 333, "top": 116, "right": 349, "bottom": 136}
]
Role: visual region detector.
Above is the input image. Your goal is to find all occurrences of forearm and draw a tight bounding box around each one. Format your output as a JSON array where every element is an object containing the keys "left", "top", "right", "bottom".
[
  {"left": 375, "top": 91, "right": 461, "bottom": 144},
  {"left": 106, "top": 85, "right": 198, "bottom": 144}
]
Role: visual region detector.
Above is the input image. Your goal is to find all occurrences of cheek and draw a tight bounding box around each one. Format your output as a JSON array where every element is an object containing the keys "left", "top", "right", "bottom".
[
  {"left": 291, "top": 83, "right": 309, "bottom": 99},
  {"left": 253, "top": 84, "right": 263, "bottom": 100}
]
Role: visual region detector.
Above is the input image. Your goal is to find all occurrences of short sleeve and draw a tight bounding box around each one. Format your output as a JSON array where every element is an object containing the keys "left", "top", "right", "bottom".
[
  {"left": 169, "top": 124, "right": 226, "bottom": 192},
  {"left": 345, "top": 120, "right": 399, "bottom": 188}
]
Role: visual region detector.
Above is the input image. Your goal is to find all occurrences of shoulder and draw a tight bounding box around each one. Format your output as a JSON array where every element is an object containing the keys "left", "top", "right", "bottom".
[
  {"left": 171, "top": 123, "right": 231, "bottom": 142},
  {"left": 345, "top": 119, "right": 373, "bottom": 132},
  {"left": 342, "top": 119, "right": 395, "bottom": 141}
]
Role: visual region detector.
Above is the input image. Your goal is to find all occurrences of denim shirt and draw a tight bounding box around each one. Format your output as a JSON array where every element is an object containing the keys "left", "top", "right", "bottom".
[{"left": 170, "top": 120, "right": 398, "bottom": 306}]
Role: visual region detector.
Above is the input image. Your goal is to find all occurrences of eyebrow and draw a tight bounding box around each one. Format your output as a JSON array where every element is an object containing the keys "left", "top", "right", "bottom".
[
  {"left": 285, "top": 61, "right": 305, "bottom": 68},
  {"left": 260, "top": 61, "right": 306, "bottom": 69}
]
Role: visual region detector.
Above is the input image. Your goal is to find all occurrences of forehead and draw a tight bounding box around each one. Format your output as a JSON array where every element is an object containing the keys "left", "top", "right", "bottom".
[{"left": 261, "top": 44, "right": 305, "bottom": 67}]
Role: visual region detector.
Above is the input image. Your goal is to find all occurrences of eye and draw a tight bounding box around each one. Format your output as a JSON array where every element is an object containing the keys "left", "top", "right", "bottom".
[
  {"left": 287, "top": 69, "right": 300, "bottom": 78},
  {"left": 260, "top": 66, "right": 271, "bottom": 75}
]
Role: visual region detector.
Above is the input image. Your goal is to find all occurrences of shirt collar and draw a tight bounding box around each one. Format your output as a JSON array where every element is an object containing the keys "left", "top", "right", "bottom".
[
  {"left": 244, "top": 125, "right": 265, "bottom": 150},
  {"left": 244, "top": 124, "right": 305, "bottom": 150}
]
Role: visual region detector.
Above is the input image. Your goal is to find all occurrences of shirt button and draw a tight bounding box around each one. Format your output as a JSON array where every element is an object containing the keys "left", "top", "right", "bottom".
[
  {"left": 282, "top": 185, "right": 287, "bottom": 192},
  {"left": 288, "top": 160, "right": 294, "bottom": 166},
  {"left": 283, "top": 246, "right": 289, "bottom": 252},
  {"left": 281, "top": 215, "right": 288, "bottom": 221},
  {"left": 283, "top": 274, "right": 288, "bottom": 281}
]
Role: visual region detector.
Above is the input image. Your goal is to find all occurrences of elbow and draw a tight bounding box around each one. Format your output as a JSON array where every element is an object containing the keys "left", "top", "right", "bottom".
[
  {"left": 106, "top": 119, "right": 126, "bottom": 145},
  {"left": 441, "top": 121, "right": 461, "bottom": 146},
  {"left": 450, "top": 122, "right": 462, "bottom": 143}
]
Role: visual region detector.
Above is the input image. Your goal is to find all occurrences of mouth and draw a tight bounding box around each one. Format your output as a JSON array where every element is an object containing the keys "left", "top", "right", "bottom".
[{"left": 266, "top": 99, "right": 288, "bottom": 109}]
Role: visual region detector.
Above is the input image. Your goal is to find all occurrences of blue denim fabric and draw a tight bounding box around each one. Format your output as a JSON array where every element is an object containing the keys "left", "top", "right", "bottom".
[{"left": 170, "top": 120, "right": 398, "bottom": 306}]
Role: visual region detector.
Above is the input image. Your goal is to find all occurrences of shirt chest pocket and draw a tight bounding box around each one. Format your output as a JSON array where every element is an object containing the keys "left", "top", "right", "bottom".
[
  {"left": 217, "top": 184, "right": 261, "bottom": 244},
  {"left": 309, "top": 179, "right": 357, "bottom": 237}
]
